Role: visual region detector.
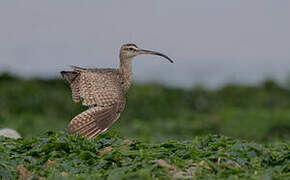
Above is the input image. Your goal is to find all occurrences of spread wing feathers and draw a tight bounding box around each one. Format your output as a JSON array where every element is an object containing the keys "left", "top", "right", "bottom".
[
  {"left": 61, "top": 71, "right": 81, "bottom": 102},
  {"left": 67, "top": 103, "right": 123, "bottom": 139},
  {"left": 61, "top": 71, "right": 79, "bottom": 83},
  {"left": 71, "top": 66, "right": 123, "bottom": 107}
]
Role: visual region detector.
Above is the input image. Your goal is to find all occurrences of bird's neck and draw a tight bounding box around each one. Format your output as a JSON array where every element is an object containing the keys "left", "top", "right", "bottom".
[{"left": 120, "top": 58, "right": 133, "bottom": 91}]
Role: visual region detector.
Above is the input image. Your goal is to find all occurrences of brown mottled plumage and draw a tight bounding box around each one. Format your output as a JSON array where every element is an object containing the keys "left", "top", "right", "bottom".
[{"left": 61, "top": 43, "right": 173, "bottom": 139}]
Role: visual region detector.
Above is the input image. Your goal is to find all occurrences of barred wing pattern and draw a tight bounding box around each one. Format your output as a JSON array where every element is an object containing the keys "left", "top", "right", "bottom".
[
  {"left": 77, "top": 69, "right": 124, "bottom": 106},
  {"left": 61, "top": 67, "right": 126, "bottom": 138},
  {"left": 67, "top": 102, "right": 125, "bottom": 138}
]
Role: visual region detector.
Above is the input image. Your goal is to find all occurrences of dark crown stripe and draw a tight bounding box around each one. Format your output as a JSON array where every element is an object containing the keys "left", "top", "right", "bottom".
[{"left": 124, "top": 43, "right": 137, "bottom": 48}]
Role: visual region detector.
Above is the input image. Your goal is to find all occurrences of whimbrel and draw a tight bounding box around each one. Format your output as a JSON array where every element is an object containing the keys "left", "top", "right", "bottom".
[{"left": 61, "top": 43, "right": 173, "bottom": 139}]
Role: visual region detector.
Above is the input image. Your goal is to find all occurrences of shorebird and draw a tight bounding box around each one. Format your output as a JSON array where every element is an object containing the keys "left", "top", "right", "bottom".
[{"left": 61, "top": 43, "right": 173, "bottom": 139}]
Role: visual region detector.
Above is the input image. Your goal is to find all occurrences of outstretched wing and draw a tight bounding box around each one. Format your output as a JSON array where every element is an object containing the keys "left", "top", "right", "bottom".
[
  {"left": 61, "top": 66, "right": 126, "bottom": 138},
  {"left": 61, "top": 66, "right": 124, "bottom": 106},
  {"left": 61, "top": 71, "right": 81, "bottom": 102},
  {"left": 77, "top": 69, "right": 123, "bottom": 106},
  {"left": 67, "top": 101, "right": 125, "bottom": 138}
]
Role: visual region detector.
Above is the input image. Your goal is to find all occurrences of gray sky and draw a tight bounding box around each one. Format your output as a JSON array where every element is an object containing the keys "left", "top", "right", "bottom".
[{"left": 0, "top": 0, "right": 290, "bottom": 88}]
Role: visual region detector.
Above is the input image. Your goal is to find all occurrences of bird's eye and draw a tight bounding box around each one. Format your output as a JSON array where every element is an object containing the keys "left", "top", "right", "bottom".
[{"left": 129, "top": 48, "right": 135, "bottom": 51}]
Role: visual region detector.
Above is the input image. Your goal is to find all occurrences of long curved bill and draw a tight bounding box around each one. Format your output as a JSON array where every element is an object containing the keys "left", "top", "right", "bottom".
[{"left": 139, "top": 49, "right": 174, "bottom": 63}]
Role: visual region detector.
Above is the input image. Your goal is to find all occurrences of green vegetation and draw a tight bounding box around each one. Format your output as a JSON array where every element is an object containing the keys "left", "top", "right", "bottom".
[
  {"left": 0, "top": 74, "right": 290, "bottom": 143},
  {"left": 0, "top": 132, "right": 289, "bottom": 179},
  {"left": 0, "top": 74, "right": 289, "bottom": 179}
]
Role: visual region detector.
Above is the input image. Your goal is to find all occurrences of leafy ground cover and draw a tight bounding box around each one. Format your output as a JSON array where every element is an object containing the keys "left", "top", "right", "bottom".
[
  {"left": 0, "top": 74, "right": 290, "bottom": 143},
  {"left": 0, "top": 74, "right": 289, "bottom": 179},
  {"left": 0, "top": 132, "right": 289, "bottom": 179}
]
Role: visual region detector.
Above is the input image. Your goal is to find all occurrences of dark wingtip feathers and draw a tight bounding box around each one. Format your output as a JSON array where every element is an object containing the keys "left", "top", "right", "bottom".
[{"left": 61, "top": 71, "right": 79, "bottom": 83}]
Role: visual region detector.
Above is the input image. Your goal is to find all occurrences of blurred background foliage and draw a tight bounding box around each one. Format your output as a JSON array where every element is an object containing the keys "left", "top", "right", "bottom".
[{"left": 0, "top": 73, "right": 289, "bottom": 143}]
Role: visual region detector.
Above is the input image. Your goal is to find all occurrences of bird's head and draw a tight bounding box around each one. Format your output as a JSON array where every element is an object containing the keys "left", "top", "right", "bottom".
[{"left": 119, "top": 43, "right": 173, "bottom": 63}]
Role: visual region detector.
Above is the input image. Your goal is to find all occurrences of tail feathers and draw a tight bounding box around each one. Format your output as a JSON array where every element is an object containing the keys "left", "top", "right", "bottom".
[{"left": 67, "top": 104, "right": 120, "bottom": 139}]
